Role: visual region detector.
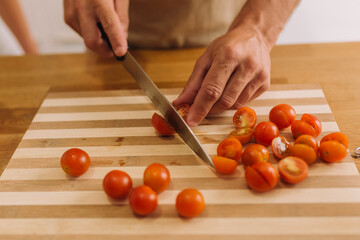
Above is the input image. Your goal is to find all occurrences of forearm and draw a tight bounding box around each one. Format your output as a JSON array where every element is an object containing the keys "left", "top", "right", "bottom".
[
  {"left": 0, "top": 0, "right": 38, "bottom": 54},
  {"left": 229, "top": 0, "right": 300, "bottom": 50}
]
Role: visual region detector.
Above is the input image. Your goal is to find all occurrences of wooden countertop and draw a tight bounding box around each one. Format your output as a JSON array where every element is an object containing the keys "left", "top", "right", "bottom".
[{"left": 1, "top": 42, "right": 360, "bottom": 175}]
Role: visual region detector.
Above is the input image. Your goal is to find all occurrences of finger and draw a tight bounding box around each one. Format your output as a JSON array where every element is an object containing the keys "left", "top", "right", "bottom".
[
  {"left": 94, "top": 0, "right": 128, "bottom": 56},
  {"left": 209, "top": 63, "right": 258, "bottom": 114},
  {"left": 186, "top": 61, "right": 236, "bottom": 127},
  {"left": 173, "top": 54, "right": 211, "bottom": 106},
  {"left": 77, "top": 4, "right": 113, "bottom": 58},
  {"left": 63, "top": 0, "right": 81, "bottom": 35},
  {"left": 114, "top": 0, "right": 129, "bottom": 36}
]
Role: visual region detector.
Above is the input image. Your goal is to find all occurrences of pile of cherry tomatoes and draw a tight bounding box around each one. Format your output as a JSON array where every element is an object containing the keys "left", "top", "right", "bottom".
[
  {"left": 60, "top": 149, "right": 205, "bottom": 217},
  {"left": 213, "top": 104, "right": 349, "bottom": 192}
]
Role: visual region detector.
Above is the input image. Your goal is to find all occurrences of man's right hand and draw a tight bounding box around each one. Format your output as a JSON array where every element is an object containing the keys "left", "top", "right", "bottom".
[{"left": 64, "top": 0, "right": 129, "bottom": 58}]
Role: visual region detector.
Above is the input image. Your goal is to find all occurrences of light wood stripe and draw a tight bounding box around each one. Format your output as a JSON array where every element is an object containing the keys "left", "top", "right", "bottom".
[
  {"left": 41, "top": 89, "right": 325, "bottom": 107},
  {"left": 23, "top": 122, "right": 339, "bottom": 139},
  {"left": 1, "top": 163, "right": 357, "bottom": 181},
  {"left": 32, "top": 105, "right": 332, "bottom": 122},
  {"left": 0, "top": 188, "right": 360, "bottom": 206}
]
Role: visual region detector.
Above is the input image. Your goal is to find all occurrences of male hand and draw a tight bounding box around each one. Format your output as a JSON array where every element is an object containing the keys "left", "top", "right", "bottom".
[
  {"left": 64, "top": 0, "right": 129, "bottom": 58},
  {"left": 173, "top": 25, "right": 272, "bottom": 127}
]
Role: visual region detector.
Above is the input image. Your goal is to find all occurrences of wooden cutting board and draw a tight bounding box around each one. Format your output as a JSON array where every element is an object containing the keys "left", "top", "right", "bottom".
[{"left": 1, "top": 84, "right": 360, "bottom": 240}]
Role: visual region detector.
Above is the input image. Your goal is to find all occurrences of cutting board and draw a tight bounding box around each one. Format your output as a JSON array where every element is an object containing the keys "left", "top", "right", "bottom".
[{"left": 1, "top": 84, "right": 360, "bottom": 240}]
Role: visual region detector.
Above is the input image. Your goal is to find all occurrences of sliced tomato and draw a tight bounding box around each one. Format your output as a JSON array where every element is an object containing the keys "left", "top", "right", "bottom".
[
  {"left": 212, "top": 156, "right": 238, "bottom": 174},
  {"left": 253, "top": 121, "right": 279, "bottom": 146},
  {"left": 229, "top": 128, "right": 253, "bottom": 144},
  {"left": 245, "top": 162, "right": 279, "bottom": 192},
  {"left": 233, "top": 107, "right": 257, "bottom": 129},
  {"left": 320, "top": 132, "right": 349, "bottom": 149},
  {"left": 151, "top": 113, "right": 175, "bottom": 135},
  {"left": 269, "top": 104, "right": 296, "bottom": 129},
  {"left": 241, "top": 144, "right": 269, "bottom": 168},
  {"left": 271, "top": 136, "right": 292, "bottom": 159},
  {"left": 290, "top": 134, "right": 318, "bottom": 165},
  {"left": 294, "top": 134, "right": 318, "bottom": 152},
  {"left": 301, "top": 114, "right": 322, "bottom": 137},
  {"left": 278, "top": 156, "right": 308, "bottom": 184},
  {"left": 174, "top": 103, "right": 190, "bottom": 120},
  {"left": 217, "top": 137, "right": 242, "bottom": 162},
  {"left": 291, "top": 120, "right": 316, "bottom": 139},
  {"left": 319, "top": 141, "right": 347, "bottom": 163}
]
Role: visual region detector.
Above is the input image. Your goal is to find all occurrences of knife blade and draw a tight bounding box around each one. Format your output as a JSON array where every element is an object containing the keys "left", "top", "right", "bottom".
[{"left": 97, "top": 23, "right": 214, "bottom": 168}]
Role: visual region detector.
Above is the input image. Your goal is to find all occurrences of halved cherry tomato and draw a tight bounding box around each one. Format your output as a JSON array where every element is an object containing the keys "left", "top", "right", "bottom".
[
  {"left": 143, "top": 163, "right": 171, "bottom": 194},
  {"left": 253, "top": 121, "right": 279, "bottom": 146},
  {"left": 60, "top": 148, "right": 91, "bottom": 177},
  {"left": 271, "top": 136, "right": 292, "bottom": 159},
  {"left": 291, "top": 120, "right": 316, "bottom": 139},
  {"left": 269, "top": 104, "right": 296, "bottom": 129},
  {"left": 320, "top": 132, "right": 349, "bottom": 149},
  {"left": 233, "top": 107, "right": 257, "bottom": 128},
  {"left": 176, "top": 188, "right": 205, "bottom": 218},
  {"left": 174, "top": 103, "right": 190, "bottom": 120},
  {"left": 319, "top": 140, "right": 347, "bottom": 163},
  {"left": 301, "top": 114, "right": 322, "bottom": 137},
  {"left": 229, "top": 128, "right": 253, "bottom": 144},
  {"left": 103, "top": 170, "right": 132, "bottom": 199},
  {"left": 217, "top": 137, "right": 242, "bottom": 162},
  {"left": 290, "top": 134, "right": 318, "bottom": 165},
  {"left": 151, "top": 113, "right": 175, "bottom": 135},
  {"left": 245, "top": 162, "right": 279, "bottom": 192},
  {"left": 129, "top": 185, "right": 158, "bottom": 216},
  {"left": 241, "top": 144, "right": 269, "bottom": 168},
  {"left": 212, "top": 156, "right": 238, "bottom": 174},
  {"left": 278, "top": 156, "right": 308, "bottom": 184}
]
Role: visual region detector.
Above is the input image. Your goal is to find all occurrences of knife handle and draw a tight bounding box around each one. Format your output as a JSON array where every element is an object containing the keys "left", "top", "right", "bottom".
[{"left": 97, "top": 22, "right": 125, "bottom": 61}]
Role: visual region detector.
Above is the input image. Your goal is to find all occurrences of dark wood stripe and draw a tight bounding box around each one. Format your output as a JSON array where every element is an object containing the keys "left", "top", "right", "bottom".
[
  {"left": 0, "top": 202, "right": 359, "bottom": 218},
  {"left": 1, "top": 176, "right": 360, "bottom": 192}
]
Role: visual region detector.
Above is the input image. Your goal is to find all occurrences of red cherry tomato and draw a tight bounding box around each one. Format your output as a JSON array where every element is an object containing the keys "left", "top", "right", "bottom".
[
  {"left": 129, "top": 185, "right": 158, "bottom": 216},
  {"left": 278, "top": 156, "right": 308, "bottom": 184},
  {"left": 253, "top": 121, "right": 279, "bottom": 146},
  {"left": 212, "top": 156, "right": 238, "bottom": 174},
  {"left": 176, "top": 188, "right": 205, "bottom": 218},
  {"left": 290, "top": 134, "right": 319, "bottom": 165},
  {"left": 229, "top": 128, "right": 253, "bottom": 144},
  {"left": 174, "top": 103, "right": 190, "bottom": 119},
  {"left": 217, "top": 137, "right": 242, "bottom": 162},
  {"left": 143, "top": 163, "right": 171, "bottom": 194},
  {"left": 233, "top": 107, "right": 257, "bottom": 129},
  {"left": 301, "top": 114, "right": 322, "bottom": 137},
  {"left": 60, "top": 148, "right": 90, "bottom": 177},
  {"left": 151, "top": 113, "right": 175, "bottom": 135},
  {"left": 291, "top": 120, "right": 316, "bottom": 139},
  {"left": 241, "top": 144, "right": 269, "bottom": 168},
  {"left": 271, "top": 136, "right": 292, "bottom": 159},
  {"left": 245, "top": 162, "right": 279, "bottom": 192},
  {"left": 103, "top": 170, "right": 132, "bottom": 199},
  {"left": 319, "top": 141, "right": 347, "bottom": 163},
  {"left": 269, "top": 104, "right": 296, "bottom": 129},
  {"left": 320, "top": 132, "right": 349, "bottom": 149}
]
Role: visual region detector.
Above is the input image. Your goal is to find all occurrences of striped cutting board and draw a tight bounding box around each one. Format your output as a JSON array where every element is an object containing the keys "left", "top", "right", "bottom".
[{"left": 1, "top": 84, "right": 360, "bottom": 240}]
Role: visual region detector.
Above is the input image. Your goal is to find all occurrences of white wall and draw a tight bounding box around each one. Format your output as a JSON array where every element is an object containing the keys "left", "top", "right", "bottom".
[{"left": 2, "top": 0, "right": 360, "bottom": 55}]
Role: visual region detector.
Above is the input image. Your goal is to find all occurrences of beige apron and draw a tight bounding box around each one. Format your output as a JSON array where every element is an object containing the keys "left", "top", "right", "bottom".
[{"left": 128, "top": 0, "right": 246, "bottom": 49}]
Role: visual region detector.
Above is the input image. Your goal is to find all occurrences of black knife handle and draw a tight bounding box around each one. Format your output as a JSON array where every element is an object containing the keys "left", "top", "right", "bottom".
[{"left": 97, "top": 22, "right": 125, "bottom": 61}]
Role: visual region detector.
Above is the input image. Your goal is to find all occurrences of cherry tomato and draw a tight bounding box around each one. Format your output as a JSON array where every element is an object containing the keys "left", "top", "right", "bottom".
[
  {"left": 290, "top": 135, "right": 318, "bottom": 165},
  {"left": 233, "top": 107, "right": 257, "bottom": 129},
  {"left": 174, "top": 103, "right": 190, "bottom": 119},
  {"left": 320, "top": 132, "right": 349, "bottom": 149},
  {"left": 103, "top": 170, "right": 132, "bottom": 199},
  {"left": 143, "top": 163, "right": 171, "bottom": 194},
  {"left": 253, "top": 121, "right": 279, "bottom": 146},
  {"left": 212, "top": 156, "right": 238, "bottom": 174},
  {"left": 229, "top": 128, "right": 253, "bottom": 144},
  {"left": 176, "top": 188, "right": 205, "bottom": 218},
  {"left": 151, "top": 113, "right": 175, "bottom": 135},
  {"left": 319, "top": 141, "right": 347, "bottom": 163},
  {"left": 241, "top": 144, "right": 269, "bottom": 168},
  {"left": 60, "top": 148, "right": 90, "bottom": 177},
  {"left": 271, "top": 136, "right": 292, "bottom": 159},
  {"left": 278, "top": 156, "right": 308, "bottom": 184},
  {"left": 301, "top": 114, "right": 322, "bottom": 137},
  {"left": 129, "top": 185, "right": 158, "bottom": 216},
  {"left": 245, "top": 162, "right": 279, "bottom": 192},
  {"left": 291, "top": 120, "right": 316, "bottom": 139},
  {"left": 269, "top": 104, "right": 296, "bottom": 129},
  {"left": 217, "top": 137, "right": 242, "bottom": 161}
]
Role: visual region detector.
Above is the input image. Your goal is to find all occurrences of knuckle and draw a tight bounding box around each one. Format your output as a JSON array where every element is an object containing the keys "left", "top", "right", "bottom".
[
  {"left": 204, "top": 84, "right": 222, "bottom": 102},
  {"left": 84, "top": 38, "right": 98, "bottom": 50},
  {"left": 245, "top": 56, "right": 259, "bottom": 73},
  {"left": 101, "top": 16, "right": 116, "bottom": 31},
  {"left": 218, "top": 95, "right": 236, "bottom": 109}
]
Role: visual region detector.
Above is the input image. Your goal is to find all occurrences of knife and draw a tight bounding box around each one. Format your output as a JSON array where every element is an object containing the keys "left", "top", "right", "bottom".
[{"left": 97, "top": 23, "right": 214, "bottom": 168}]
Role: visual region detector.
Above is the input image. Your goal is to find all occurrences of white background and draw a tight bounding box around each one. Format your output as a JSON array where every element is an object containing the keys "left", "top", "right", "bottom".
[{"left": 2, "top": 0, "right": 360, "bottom": 55}]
